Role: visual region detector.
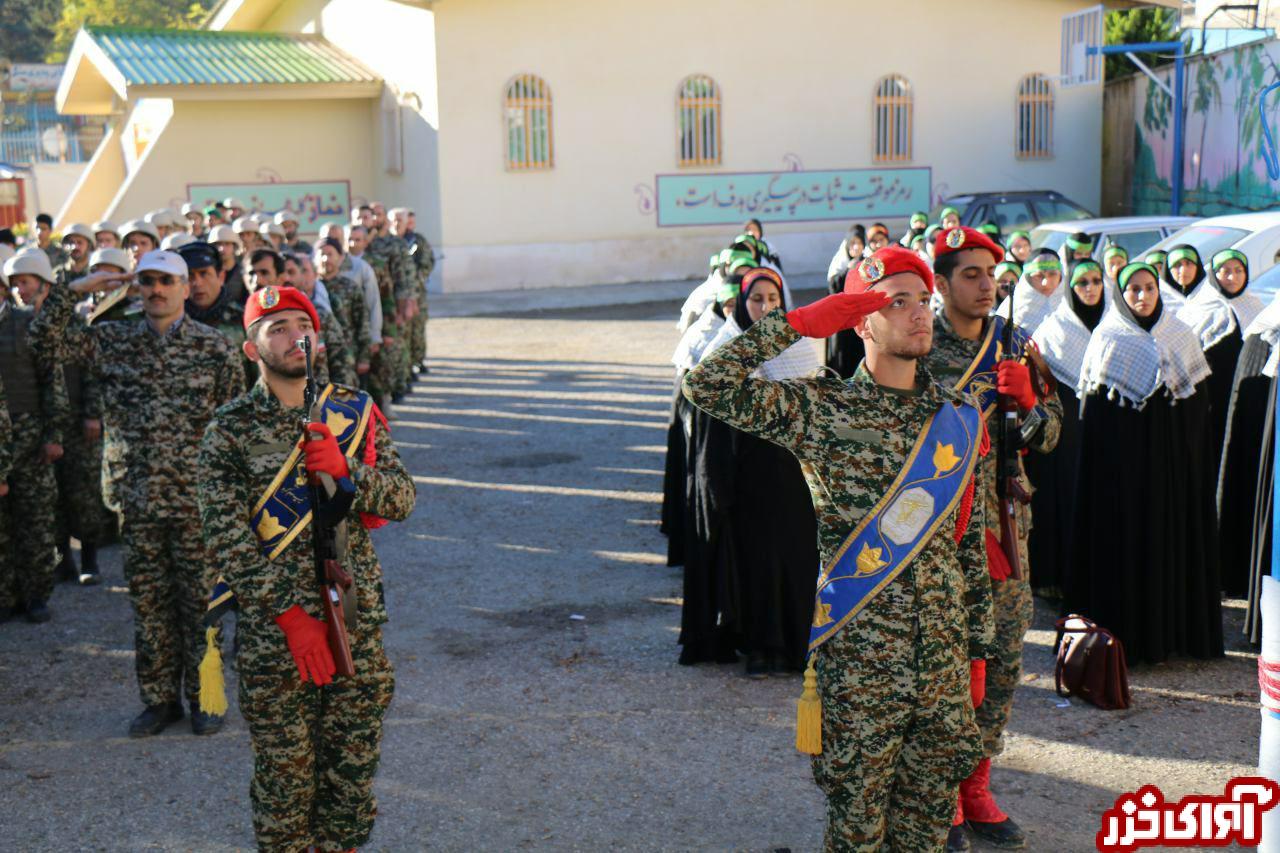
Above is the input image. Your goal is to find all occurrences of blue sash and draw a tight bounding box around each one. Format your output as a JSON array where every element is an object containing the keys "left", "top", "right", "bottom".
[
  {"left": 953, "top": 317, "right": 1003, "bottom": 415},
  {"left": 809, "top": 400, "right": 982, "bottom": 651},
  {"left": 250, "top": 384, "right": 373, "bottom": 561}
]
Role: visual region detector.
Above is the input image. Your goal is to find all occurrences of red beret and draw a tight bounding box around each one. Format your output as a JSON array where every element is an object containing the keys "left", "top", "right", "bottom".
[
  {"left": 242, "top": 285, "right": 322, "bottom": 333},
  {"left": 844, "top": 246, "right": 935, "bottom": 294},
  {"left": 932, "top": 226, "right": 1004, "bottom": 266}
]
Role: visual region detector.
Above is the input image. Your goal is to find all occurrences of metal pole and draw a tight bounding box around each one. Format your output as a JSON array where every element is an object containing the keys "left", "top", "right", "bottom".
[{"left": 1173, "top": 43, "right": 1186, "bottom": 215}]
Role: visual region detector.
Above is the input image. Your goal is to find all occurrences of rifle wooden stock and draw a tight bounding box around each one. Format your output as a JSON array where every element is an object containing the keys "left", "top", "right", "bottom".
[{"left": 322, "top": 559, "right": 356, "bottom": 677}]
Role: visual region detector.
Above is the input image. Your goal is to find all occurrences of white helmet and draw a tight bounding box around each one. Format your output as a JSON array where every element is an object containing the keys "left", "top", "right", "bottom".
[
  {"left": 206, "top": 224, "right": 243, "bottom": 248},
  {"left": 274, "top": 210, "right": 299, "bottom": 226},
  {"left": 89, "top": 247, "right": 131, "bottom": 272},
  {"left": 232, "top": 216, "right": 255, "bottom": 234},
  {"left": 259, "top": 221, "right": 285, "bottom": 238},
  {"left": 61, "top": 223, "right": 96, "bottom": 244},
  {"left": 3, "top": 247, "right": 56, "bottom": 285},
  {"left": 161, "top": 232, "right": 196, "bottom": 250},
  {"left": 118, "top": 219, "right": 161, "bottom": 244},
  {"left": 92, "top": 220, "right": 118, "bottom": 237}
]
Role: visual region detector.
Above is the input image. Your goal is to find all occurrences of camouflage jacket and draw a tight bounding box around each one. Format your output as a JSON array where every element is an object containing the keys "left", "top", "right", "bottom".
[
  {"left": 405, "top": 231, "right": 434, "bottom": 289},
  {"left": 682, "top": 309, "right": 996, "bottom": 660},
  {"left": 316, "top": 304, "right": 355, "bottom": 387},
  {"left": 924, "top": 309, "right": 1062, "bottom": 535},
  {"left": 0, "top": 298, "right": 68, "bottom": 446},
  {"left": 42, "top": 244, "right": 69, "bottom": 271},
  {"left": 322, "top": 275, "right": 372, "bottom": 366},
  {"left": 366, "top": 233, "right": 415, "bottom": 304},
  {"left": 30, "top": 284, "right": 245, "bottom": 517},
  {"left": 197, "top": 380, "right": 416, "bottom": 669},
  {"left": 0, "top": 372, "right": 12, "bottom": 481}
]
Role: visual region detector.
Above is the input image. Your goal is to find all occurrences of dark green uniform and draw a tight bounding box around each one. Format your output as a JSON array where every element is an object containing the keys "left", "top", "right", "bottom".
[
  {"left": 322, "top": 274, "right": 372, "bottom": 371},
  {"left": 684, "top": 310, "right": 996, "bottom": 851},
  {"left": 0, "top": 373, "right": 14, "bottom": 607},
  {"left": 0, "top": 298, "right": 67, "bottom": 612},
  {"left": 30, "top": 285, "right": 245, "bottom": 708},
  {"left": 197, "top": 380, "right": 415, "bottom": 852},
  {"left": 315, "top": 305, "right": 355, "bottom": 388},
  {"left": 404, "top": 231, "right": 433, "bottom": 369},
  {"left": 924, "top": 310, "right": 1062, "bottom": 760},
  {"left": 365, "top": 234, "right": 414, "bottom": 397}
]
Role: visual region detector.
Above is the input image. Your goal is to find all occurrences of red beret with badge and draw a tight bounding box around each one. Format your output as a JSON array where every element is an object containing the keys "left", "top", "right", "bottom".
[
  {"left": 933, "top": 226, "right": 1004, "bottom": 266},
  {"left": 844, "top": 245, "right": 936, "bottom": 295},
  {"left": 242, "top": 285, "right": 322, "bottom": 333}
]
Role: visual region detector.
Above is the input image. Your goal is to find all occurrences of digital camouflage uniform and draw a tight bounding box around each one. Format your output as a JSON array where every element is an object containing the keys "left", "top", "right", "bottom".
[
  {"left": 56, "top": 357, "right": 115, "bottom": 548},
  {"left": 197, "top": 379, "right": 415, "bottom": 852},
  {"left": 924, "top": 310, "right": 1061, "bottom": 759},
  {"left": 684, "top": 310, "right": 996, "bottom": 852},
  {"left": 0, "top": 373, "right": 14, "bottom": 604},
  {"left": 365, "top": 234, "right": 415, "bottom": 397},
  {"left": 187, "top": 291, "right": 252, "bottom": 387},
  {"left": 404, "top": 231, "right": 433, "bottom": 369},
  {"left": 30, "top": 284, "right": 245, "bottom": 707},
  {"left": 42, "top": 243, "right": 69, "bottom": 271},
  {"left": 0, "top": 298, "right": 67, "bottom": 610},
  {"left": 315, "top": 305, "right": 355, "bottom": 388},
  {"left": 321, "top": 274, "right": 371, "bottom": 372}
]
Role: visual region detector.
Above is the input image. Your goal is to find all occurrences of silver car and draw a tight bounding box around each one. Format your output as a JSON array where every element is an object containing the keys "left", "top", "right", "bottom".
[{"left": 1030, "top": 216, "right": 1197, "bottom": 262}]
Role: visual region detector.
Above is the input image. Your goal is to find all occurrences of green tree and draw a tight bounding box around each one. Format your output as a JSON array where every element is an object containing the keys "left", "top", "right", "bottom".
[
  {"left": 46, "top": 0, "right": 214, "bottom": 62},
  {"left": 0, "top": 0, "right": 62, "bottom": 64},
  {"left": 1104, "top": 8, "right": 1180, "bottom": 80}
]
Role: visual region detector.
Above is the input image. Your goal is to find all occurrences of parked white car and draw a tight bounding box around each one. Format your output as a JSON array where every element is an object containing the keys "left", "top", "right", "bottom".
[
  {"left": 1030, "top": 216, "right": 1197, "bottom": 262},
  {"left": 1148, "top": 212, "right": 1280, "bottom": 282}
]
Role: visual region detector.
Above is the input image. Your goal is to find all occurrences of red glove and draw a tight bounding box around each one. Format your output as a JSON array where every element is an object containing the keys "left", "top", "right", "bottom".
[
  {"left": 303, "top": 422, "right": 350, "bottom": 480},
  {"left": 786, "top": 290, "right": 891, "bottom": 339},
  {"left": 274, "top": 605, "right": 337, "bottom": 686},
  {"left": 997, "top": 359, "right": 1037, "bottom": 412},
  {"left": 970, "top": 659, "right": 987, "bottom": 708},
  {"left": 984, "top": 529, "right": 1012, "bottom": 581}
]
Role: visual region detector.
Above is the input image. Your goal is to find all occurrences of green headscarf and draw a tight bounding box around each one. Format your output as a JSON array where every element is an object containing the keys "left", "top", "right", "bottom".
[
  {"left": 1069, "top": 260, "right": 1103, "bottom": 287},
  {"left": 995, "top": 261, "right": 1022, "bottom": 281},
  {"left": 1024, "top": 256, "right": 1063, "bottom": 276},
  {"left": 1117, "top": 262, "right": 1159, "bottom": 290}
]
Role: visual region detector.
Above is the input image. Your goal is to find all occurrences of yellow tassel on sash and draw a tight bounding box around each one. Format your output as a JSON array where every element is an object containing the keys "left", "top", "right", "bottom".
[
  {"left": 198, "top": 626, "right": 228, "bottom": 716},
  {"left": 796, "top": 660, "right": 822, "bottom": 755}
]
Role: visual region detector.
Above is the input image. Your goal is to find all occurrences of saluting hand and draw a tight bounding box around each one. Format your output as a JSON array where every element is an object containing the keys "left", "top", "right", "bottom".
[
  {"left": 69, "top": 271, "right": 132, "bottom": 296},
  {"left": 785, "top": 290, "right": 892, "bottom": 339}
]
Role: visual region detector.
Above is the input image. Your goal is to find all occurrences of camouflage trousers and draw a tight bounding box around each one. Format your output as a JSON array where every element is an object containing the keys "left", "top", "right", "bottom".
[
  {"left": 368, "top": 336, "right": 408, "bottom": 401},
  {"left": 55, "top": 424, "right": 115, "bottom": 545},
  {"left": 975, "top": 531, "right": 1034, "bottom": 758},
  {"left": 122, "top": 515, "right": 219, "bottom": 707},
  {"left": 408, "top": 290, "right": 428, "bottom": 368},
  {"left": 812, "top": 629, "right": 982, "bottom": 850},
  {"left": 239, "top": 626, "right": 395, "bottom": 852},
  {"left": 0, "top": 413, "right": 59, "bottom": 608}
]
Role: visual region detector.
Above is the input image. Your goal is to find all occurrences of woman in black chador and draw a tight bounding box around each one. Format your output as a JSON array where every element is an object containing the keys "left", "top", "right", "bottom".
[{"left": 1065, "top": 262, "right": 1222, "bottom": 664}]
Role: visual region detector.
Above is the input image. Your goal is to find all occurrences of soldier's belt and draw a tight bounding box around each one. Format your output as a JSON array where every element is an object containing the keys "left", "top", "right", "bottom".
[
  {"left": 251, "top": 383, "right": 372, "bottom": 560},
  {"left": 809, "top": 400, "right": 982, "bottom": 652}
]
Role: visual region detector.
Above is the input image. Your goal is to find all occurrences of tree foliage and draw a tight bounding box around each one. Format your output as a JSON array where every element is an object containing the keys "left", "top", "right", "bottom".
[
  {"left": 0, "top": 0, "right": 63, "bottom": 64},
  {"left": 46, "top": 0, "right": 213, "bottom": 62},
  {"left": 1104, "top": 8, "right": 1181, "bottom": 80}
]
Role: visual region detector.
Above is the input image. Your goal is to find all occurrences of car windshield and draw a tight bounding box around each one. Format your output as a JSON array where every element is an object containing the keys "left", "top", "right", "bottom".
[
  {"left": 1032, "top": 199, "right": 1093, "bottom": 223},
  {"left": 1150, "top": 225, "right": 1250, "bottom": 261},
  {"left": 1250, "top": 262, "right": 1280, "bottom": 303},
  {"left": 1030, "top": 228, "right": 1069, "bottom": 254}
]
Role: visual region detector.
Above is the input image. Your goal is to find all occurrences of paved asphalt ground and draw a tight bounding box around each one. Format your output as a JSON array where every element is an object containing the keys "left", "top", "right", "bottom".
[{"left": 0, "top": 296, "right": 1260, "bottom": 852}]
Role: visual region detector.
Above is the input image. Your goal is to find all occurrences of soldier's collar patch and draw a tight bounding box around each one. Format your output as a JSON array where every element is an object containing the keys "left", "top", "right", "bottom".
[
  {"left": 257, "top": 287, "right": 280, "bottom": 309},
  {"left": 859, "top": 257, "right": 885, "bottom": 284},
  {"left": 946, "top": 229, "right": 966, "bottom": 250}
]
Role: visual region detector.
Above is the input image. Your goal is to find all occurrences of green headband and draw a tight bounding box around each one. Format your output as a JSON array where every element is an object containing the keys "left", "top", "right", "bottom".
[
  {"left": 1103, "top": 246, "right": 1128, "bottom": 262},
  {"left": 1166, "top": 247, "right": 1200, "bottom": 268},
  {"left": 1008, "top": 230, "right": 1030, "bottom": 243},
  {"left": 1117, "top": 262, "right": 1159, "bottom": 290},
  {"left": 940, "top": 206, "right": 959, "bottom": 220},
  {"left": 995, "top": 261, "right": 1022, "bottom": 280},
  {"left": 979, "top": 224, "right": 1000, "bottom": 236},
  {"left": 1144, "top": 250, "right": 1167, "bottom": 264},
  {"left": 727, "top": 257, "right": 754, "bottom": 273},
  {"left": 910, "top": 212, "right": 927, "bottom": 225},
  {"left": 1211, "top": 248, "right": 1248, "bottom": 271},
  {"left": 1069, "top": 260, "right": 1103, "bottom": 287},
  {"left": 1065, "top": 235, "right": 1094, "bottom": 251},
  {"left": 716, "top": 282, "right": 739, "bottom": 304},
  {"left": 1024, "top": 258, "right": 1062, "bottom": 276}
]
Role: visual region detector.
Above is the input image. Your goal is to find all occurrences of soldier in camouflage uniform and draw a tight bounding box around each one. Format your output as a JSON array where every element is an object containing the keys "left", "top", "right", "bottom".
[
  {"left": 684, "top": 248, "right": 995, "bottom": 852},
  {"left": 0, "top": 372, "right": 11, "bottom": 546},
  {"left": 31, "top": 250, "right": 244, "bottom": 736},
  {"left": 198, "top": 285, "right": 415, "bottom": 852},
  {"left": 180, "top": 241, "right": 252, "bottom": 386},
  {"left": 58, "top": 223, "right": 96, "bottom": 285},
  {"left": 279, "top": 252, "right": 356, "bottom": 388},
  {"left": 924, "top": 227, "right": 1062, "bottom": 851},
  {"left": 390, "top": 207, "right": 433, "bottom": 374},
  {"left": 0, "top": 249, "right": 68, "bottom": 623},
  {"left": 366, "top": 204, "right": 416, "bottom": 402},
  {"left": 348, "top": 219, "right": 402, "bottom": 408},
  {"left": 34, "top": 214, "right": 69, "bottom": 271},
  {"left": 314, "top": 239, "right": 372, "bottom": 382}
]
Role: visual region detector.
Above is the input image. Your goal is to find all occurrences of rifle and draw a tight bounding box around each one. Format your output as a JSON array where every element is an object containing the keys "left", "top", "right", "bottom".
[
  {"left": 299, "top": 336, "right": 357, "bottom": 677},
  {"left": 996, "top": 282, "right": 1030, "bottom": 582}
]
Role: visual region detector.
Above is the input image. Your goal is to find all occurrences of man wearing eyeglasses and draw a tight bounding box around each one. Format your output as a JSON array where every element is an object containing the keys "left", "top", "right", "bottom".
[{"left": 30, "top": 250, "right": 245, "bottom": 738}]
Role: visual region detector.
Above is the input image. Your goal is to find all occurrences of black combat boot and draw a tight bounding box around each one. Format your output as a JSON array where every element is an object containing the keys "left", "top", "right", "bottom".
[
  {"left": 190, "top": 702, "right": 224, "bottom": 736},
  {"left": 78, "top": 542, "right": 100, "bottom": 586},
  {"left": 128, "top": 701, "right": 184, "bottom": 737},
  {"left": 946, "top": 824, "right": 971, "bottom": 852},
  {"left": 24, "top": 599, "right": 50, "bottom": 623},
  {"left": 55, "top": 539, "right": 77, "bottom": 583}
]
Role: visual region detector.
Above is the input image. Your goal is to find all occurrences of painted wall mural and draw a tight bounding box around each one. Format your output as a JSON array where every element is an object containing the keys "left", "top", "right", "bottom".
[{"left": 1133, "top": 41, "right": 1280, "bottom": 215}]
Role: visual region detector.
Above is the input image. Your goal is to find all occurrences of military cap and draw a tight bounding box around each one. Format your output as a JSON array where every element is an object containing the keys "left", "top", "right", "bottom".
[
  {"left": 223, "top": 196, "right": 247, "bottom": 210},
  {"left": 933, "top": 226, "right": 1003, "bottom": 266},
  {"left": 4, "top": 247, "right": 57, "bottom": 285},
  {"left": 259, "top": 221, "right": 286, "bottom": 238},
  {"left": 846, "top": 246, "right": 935, "bottom": 295},
  {"left": 135, "top": 250, "right": 189, "bottom": 279},
  {"left": 207, "top": 224, "right": 243, "bottom": 248},
  {"left": 243, "top": 285, "right": 320, "bottom": 333},
  {"left": 181, "top": 202, "right": 202, "bottom": 217},
  {"left": 231, "top": 217, "right": 256, "bottom": 234},
  {"left": 176, "top": 241, "right": 219, "bottom": 272},
  {"left": 89, "top": 247, "right": 131, "bottom": 272},
  {"left": 93, "top": 220, "right": 118, "bottom": 236},
  {"left": 118, "top": 219, "right": 161, "bottom": 244}
]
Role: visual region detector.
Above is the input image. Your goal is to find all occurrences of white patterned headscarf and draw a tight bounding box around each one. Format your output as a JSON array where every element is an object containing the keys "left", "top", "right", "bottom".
[
  {"left": 1176, "top": 249, "right": 1264, "bottom": 351},
  {"left": 672, "top": 303, "right": 726, "bottom": 371},
  {"left": 1245, "top": 297, "right": 1280, "bottom": 379},
  {"left": 1033, "top": 262, "right": 1107, "bottom": 391},
  {"left": 995, "top": 251, "right": 1065, "bottom": 336},
  {"left": 1078, "top": 263, "right": 1210, "bottom": 407}
]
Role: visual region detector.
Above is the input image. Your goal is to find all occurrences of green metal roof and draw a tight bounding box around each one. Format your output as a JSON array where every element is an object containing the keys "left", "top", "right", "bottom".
[{"left": 82, "top": 26, "right": 379, "bottom": 87}]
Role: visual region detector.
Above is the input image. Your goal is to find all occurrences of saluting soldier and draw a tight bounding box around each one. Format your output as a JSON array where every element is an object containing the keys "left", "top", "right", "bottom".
[
  {"left": 925, "top": 227, "right": 1062, "bottom": 851},
  {"left": 197, "top": 285, "right": 415, "bottom": 852},
  {"left": 684, "top": 247, "right": 995, "bottom": 851},
  {"left": 30, "top": 250, "right": 244, "bottom": 736},
  {"left": 0, "top": 249, "right": 68, "bottom": 622}
]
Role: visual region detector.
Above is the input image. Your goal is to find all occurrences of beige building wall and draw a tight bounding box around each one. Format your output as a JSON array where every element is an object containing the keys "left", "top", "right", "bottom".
[{"left": 433, "top": 0, "right": 1104, "bottom": 292}]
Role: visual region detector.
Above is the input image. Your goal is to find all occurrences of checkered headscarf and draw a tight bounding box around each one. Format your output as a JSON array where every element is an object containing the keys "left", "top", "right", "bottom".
[
  {"left": 1176, "top": 276, "right": 1264, "bottom": 351},
  {"left": 1245, "top": 297, "right": 1280, "bottom": 378}
]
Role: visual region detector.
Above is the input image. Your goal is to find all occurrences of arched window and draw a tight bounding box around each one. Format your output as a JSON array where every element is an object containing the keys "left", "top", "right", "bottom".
[
  {"left": 1016, "top": 74, "right": 1054, "bottom": 159},
  {"left": 872, "top": 75, "right": 913, "bottom": 163},
  {"left": 504, "top": 74, "right": 554, "bottom": 171},
  {"left": 677, "top": 74, "right": 722, "bottom": 167}
]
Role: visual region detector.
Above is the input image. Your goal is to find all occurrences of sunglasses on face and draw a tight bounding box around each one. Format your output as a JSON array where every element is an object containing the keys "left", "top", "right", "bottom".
[{"left": 138, "top": 274, "right": 178, "bottom": 287}]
